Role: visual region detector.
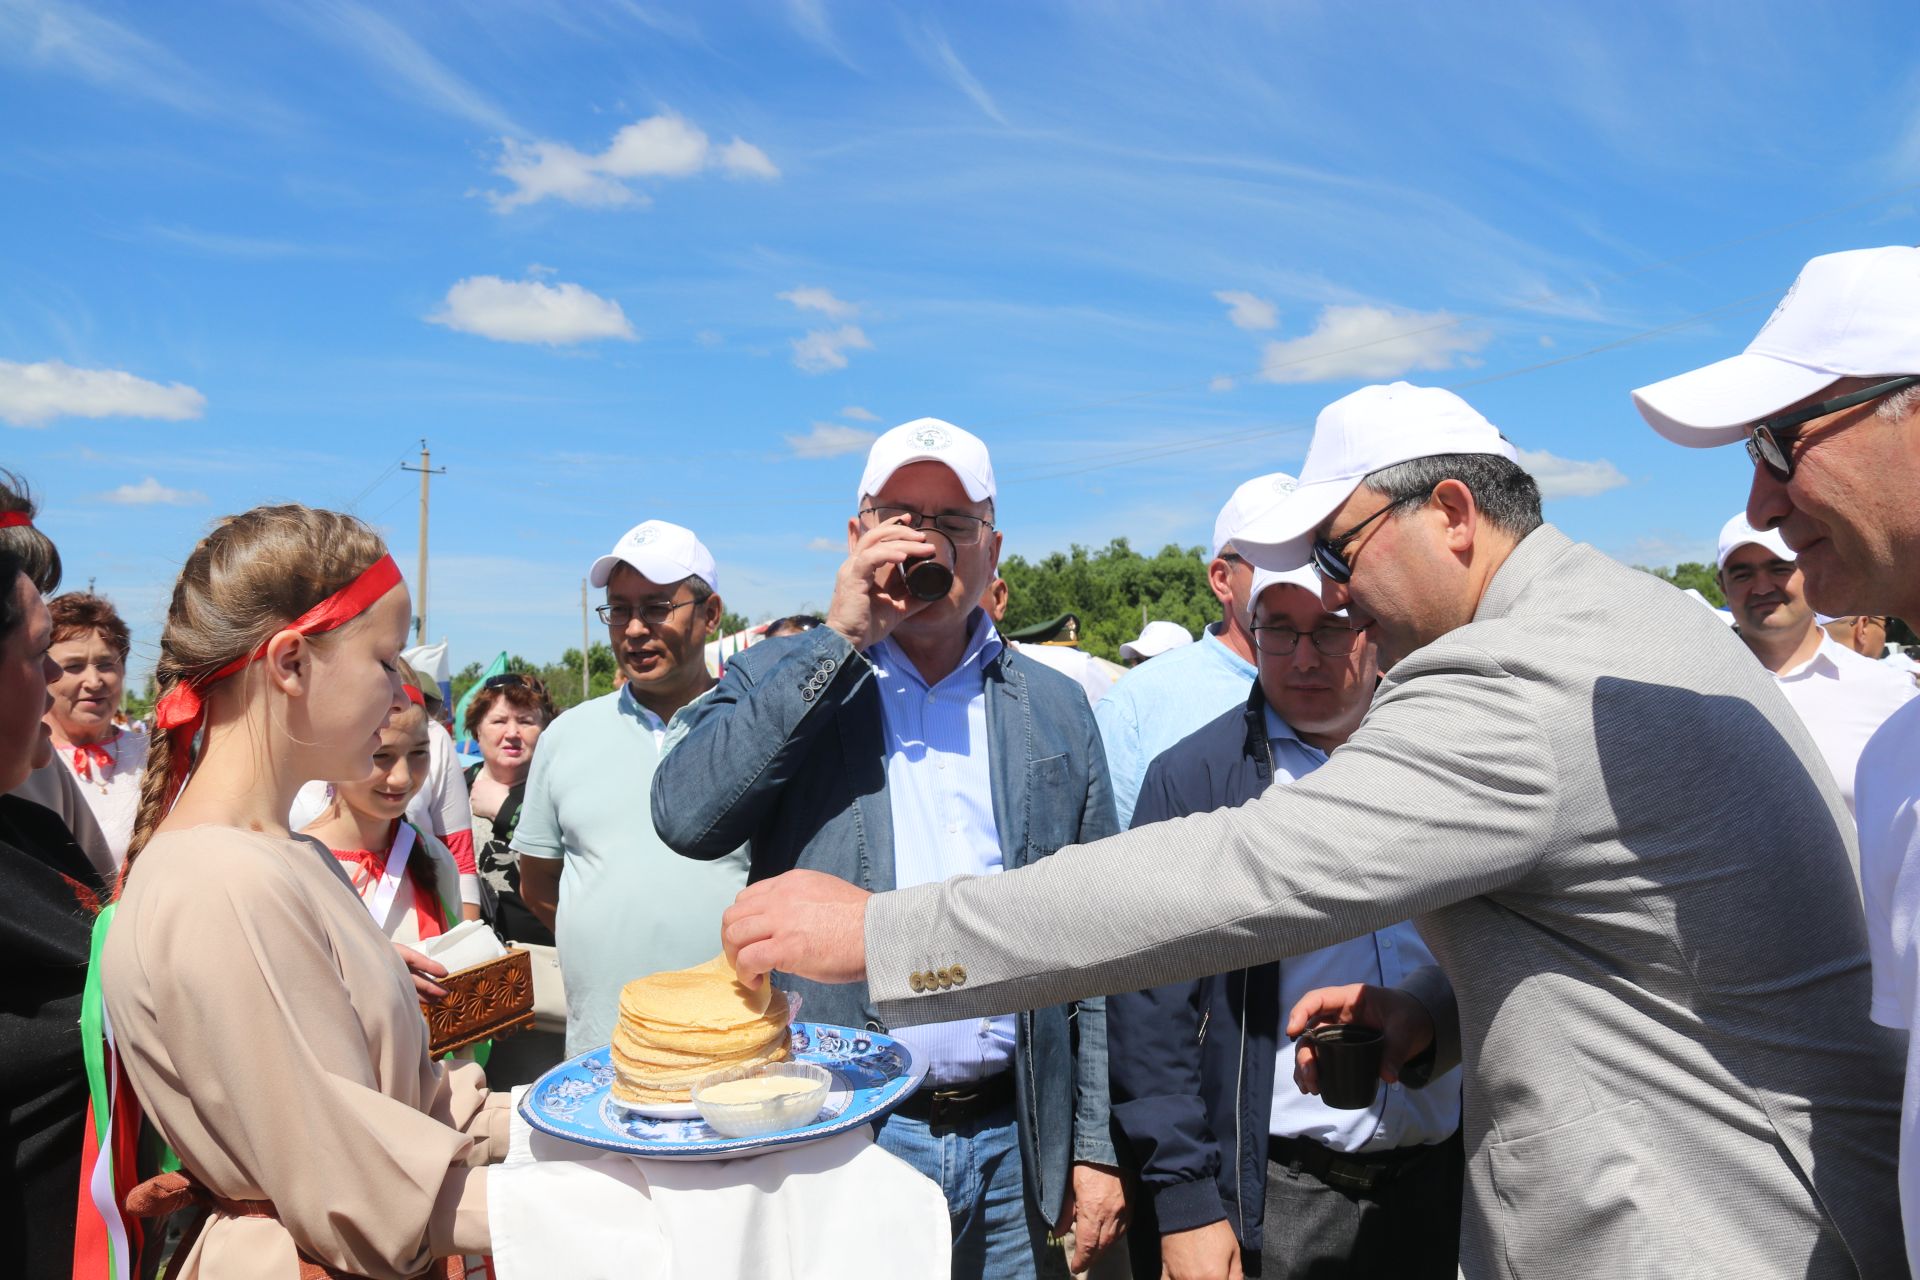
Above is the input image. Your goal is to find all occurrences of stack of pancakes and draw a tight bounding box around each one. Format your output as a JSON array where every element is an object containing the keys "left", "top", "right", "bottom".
[{"left": 609, "top": 955, "right": 794, "bottom": 1105}]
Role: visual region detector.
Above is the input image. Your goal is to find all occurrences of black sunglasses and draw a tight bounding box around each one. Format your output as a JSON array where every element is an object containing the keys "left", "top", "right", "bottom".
[
  {"left": 1310, "top": 488, "right": 1435, "bottom": 585},
  {"left": 1745, "top": 375, "right": 1920, "bottom": 482}
]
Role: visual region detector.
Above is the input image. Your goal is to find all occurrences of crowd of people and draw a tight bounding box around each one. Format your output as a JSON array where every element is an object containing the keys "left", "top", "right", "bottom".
[{"left": 2, "top": 241, "right": 1920, "bottom": 1280}]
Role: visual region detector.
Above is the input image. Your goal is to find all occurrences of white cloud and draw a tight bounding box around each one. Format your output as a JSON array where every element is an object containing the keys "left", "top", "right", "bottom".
[
  {"left": 806, "top": 536, "right": 841, "bottom": 552},
  {"left": 1256, "top": 305, "right": 1489, "bottom": 384},
  {"left": 840, "top": 405, "right": 878, "bottom": 421},
  {"left": 1214, "top": 289, "right": 1278, "bottom": 331},
  {"left": 786, "top": 422, "right": 878, "bottom": 458},
  {"left": 779, "top": 286, "right": 858, "bottom": 320},
  {"left": 790, "top": 326, "right": 871, "bottom": 374},
  {"left": 427, "top": 276, "right": 637, "bottom": 345},
  {"left": 0, "top": 359, "right": 206, "bottom": 427},
  {"left": 1209, "top": 375, "right": 1237, "bottom": 393},
  {"left": 100, "top": 476, "right": 206, "bottom": 506},
  {"left": 487, "top": 111, "right": 778, "bottom": 212},
  {"left": 1515, "top": 448, "right": 1629, "bottom": 499}
]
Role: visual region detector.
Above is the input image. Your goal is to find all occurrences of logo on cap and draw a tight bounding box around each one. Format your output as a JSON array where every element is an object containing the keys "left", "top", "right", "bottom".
[
  {"left": 912, "top": 424, "right": 952, "bottom": 450},
  {"left": 1273, "top": 476, "right": 1296, "bottom": 495},
  {"left": 630, "top": 526, "right": 659, "bottom": 546},
  {"left": 1759, "top": 275, "right": 1802, "bottom": 339}
]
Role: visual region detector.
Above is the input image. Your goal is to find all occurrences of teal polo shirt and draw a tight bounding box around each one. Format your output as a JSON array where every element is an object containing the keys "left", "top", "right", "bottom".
[{"left": 513, "top": 685, "right": 750, "bottom": 1055}]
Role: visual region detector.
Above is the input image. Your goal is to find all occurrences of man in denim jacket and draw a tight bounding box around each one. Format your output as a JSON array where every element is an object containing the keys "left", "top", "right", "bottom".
[{"left": 653, "top": 418, "right": 1125, "bottom": 1278}]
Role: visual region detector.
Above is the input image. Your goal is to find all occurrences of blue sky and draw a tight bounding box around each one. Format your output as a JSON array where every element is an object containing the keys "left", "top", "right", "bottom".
[{"left": 3, "top": 0, "right": 1917, "bottom": 677}]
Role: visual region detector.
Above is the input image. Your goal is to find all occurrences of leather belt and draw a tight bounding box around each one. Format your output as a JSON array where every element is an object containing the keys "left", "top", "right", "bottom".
[
  {"left": 892, "top": 1071, "right": 1016, "bottom": 1127},
  {"left": 1268, "top": 1129, "right": 1460, "bottom": 1195}
]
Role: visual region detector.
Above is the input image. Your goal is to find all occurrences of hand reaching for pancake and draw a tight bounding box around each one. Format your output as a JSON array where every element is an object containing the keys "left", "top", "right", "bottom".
[{"left": 723, "top": 870, "right": 871, "bottom": 989}]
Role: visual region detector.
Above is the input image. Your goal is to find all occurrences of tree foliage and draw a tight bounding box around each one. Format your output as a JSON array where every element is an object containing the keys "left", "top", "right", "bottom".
[
  {"left": 1000, "top": 538, "right": 1220, "bottom": 663},
  {"left": 1637, "top": 562, "right": 1725, "bottom": 608}
]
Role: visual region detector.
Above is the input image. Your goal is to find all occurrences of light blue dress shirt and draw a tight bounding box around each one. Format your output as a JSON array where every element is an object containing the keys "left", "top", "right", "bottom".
[
  {"left": 868, "top": 610, "right": 1018, "bottom": 1087},
  {"left": 1095, "top": 625, "right": 1258, "bottom": 828},
  {"left": 1262, "top": 704, "right": 1463, "bottom": 1153}
]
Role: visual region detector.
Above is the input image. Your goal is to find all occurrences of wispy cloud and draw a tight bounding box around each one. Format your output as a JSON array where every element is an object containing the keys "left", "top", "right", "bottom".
[
  {"left": 786, "top": 422, "right": 878, "bottom": 458},
  {"left": 0, "top": 0, "right": 277, "bottom": 121},
  {"left": 1256, "top": 305, "right": 1489, "bottom": 384},
  {"left": 427, "top": 276, "right": 637, "bottom": 345},
  {"left": 778, "top": 286, "right": 858, "bottom": 320},
  {"left": 487, "top": 111, "right": 779, "bottom": 212},
  {"left": 1214, "top": 289, "right": 1278, "bottom": 331},
  {"left": 145, "top": 224, "right": 355, "bottom": 260},
  {"left": 790, "top": 326, "right": 871, "bottom": 374},
  {"left": 0, "top": 359, "right": 206, "bottom": 427},
  {"left": 840, "top": 405, "right": 879, "bottom": 421},
  {"left": 806, "top": 536, "right": 841, "bottom": 552},
  {"left": 1516, "top": 448, "right": 1629, "bottom": 500},
  {"left": 783, "top": 0, "right": 857, "bottom": 68},
  {"left": 301, "top": 0, "right": 519, "bottom": 134},
  {"left": 99, "top": 476, "right": 206, "bottom": 506},
  {"left": 921, "top": 22, "right": 1006, "bottom": 125}
]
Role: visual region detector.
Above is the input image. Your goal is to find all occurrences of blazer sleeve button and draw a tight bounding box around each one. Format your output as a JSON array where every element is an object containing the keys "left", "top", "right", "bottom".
[
  {"left": 909, "top": 972, "right": 926, "bottom": 994},
  {"left": 950, "top": 965, "right": 967, "bottom": 986}
]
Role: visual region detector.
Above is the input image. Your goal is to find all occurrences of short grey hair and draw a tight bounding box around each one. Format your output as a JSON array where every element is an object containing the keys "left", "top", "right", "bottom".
[
  {"left": 1876, "top": 384, "right": 1920, "bottom": 422},
  {"left": 1360, "top": 452, "right": 1544, "bottom": 539}
]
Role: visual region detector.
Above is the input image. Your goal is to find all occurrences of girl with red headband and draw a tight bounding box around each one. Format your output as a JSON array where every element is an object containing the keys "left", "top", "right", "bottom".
[{"left": 94, "top": 505, "right": 503, "bottom": 1277}]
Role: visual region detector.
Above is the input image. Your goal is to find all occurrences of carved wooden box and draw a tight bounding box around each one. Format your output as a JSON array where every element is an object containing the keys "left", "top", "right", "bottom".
[{"left": 423, "top": 946, "right": 536, "bottom": 1056}]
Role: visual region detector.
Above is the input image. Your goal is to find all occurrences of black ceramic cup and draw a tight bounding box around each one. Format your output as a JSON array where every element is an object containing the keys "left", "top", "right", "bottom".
[{"left": 1307, "top": 1023, "right": 1386, "bottom": 1110}]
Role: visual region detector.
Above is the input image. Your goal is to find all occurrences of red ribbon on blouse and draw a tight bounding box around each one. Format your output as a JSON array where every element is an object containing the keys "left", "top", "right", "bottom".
[
  {"left": 150, "top": 554, "right": 403, "bottom": 812},
  {"left": 333, "top": 821, "right": 448, "bottom": 941},
  {"left": 72, "top": 740, "right": 114, "bottom": 780},
  {"left": 0, "top": 511, "right": 31, "bottom": 529}
]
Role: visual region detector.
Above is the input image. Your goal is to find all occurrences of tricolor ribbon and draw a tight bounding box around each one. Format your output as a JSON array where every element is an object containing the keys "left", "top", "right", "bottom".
[{"left": 149, "top": 554, "right": 402, "bottom": 818}]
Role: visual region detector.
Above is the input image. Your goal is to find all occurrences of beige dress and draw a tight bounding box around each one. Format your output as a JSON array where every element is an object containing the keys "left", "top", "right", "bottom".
[{"left": 102, "top": 826, "right": 507, "bottom": 1278}]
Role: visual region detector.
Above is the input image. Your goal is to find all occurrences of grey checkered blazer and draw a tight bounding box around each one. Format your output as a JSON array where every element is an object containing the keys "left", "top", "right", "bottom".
[{"left": 866, "top": 524, "right": 1905, "bottom": 1279}]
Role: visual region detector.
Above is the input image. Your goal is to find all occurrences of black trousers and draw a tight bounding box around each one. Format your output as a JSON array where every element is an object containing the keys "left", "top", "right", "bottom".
[{"left": 1248, "top": 1130, "right": 1464, "bottom": 1279}]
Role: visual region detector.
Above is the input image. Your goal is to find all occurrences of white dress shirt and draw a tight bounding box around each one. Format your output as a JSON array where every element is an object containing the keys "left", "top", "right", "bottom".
[
  {"left": 1774, "top": 633, "right": 1916, "bottom": 815},
  {"left": 1263, "top": 705, "right": 1463, "bottom": 1154},
  {"left": 870, "top": 611, "right": 1018, "bottom": 1087}
]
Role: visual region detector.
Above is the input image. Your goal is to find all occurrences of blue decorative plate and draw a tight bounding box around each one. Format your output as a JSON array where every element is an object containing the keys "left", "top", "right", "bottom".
[{"left": 519, "top": 1022, "right": 925, "bottom": 1161}]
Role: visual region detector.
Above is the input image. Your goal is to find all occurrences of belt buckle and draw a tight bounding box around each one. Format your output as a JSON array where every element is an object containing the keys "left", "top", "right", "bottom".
[
  {"left": 931, "top": 1086, "right": 982, "bottom": 1104},
  {"left": 1322, "top": 1158, "right": 1382, "bottom": 1194}
]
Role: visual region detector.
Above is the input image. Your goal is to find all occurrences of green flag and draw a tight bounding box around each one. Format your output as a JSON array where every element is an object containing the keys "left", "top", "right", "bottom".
[{"left": 452, "top": 651, "right": 508, "bottom": 751}]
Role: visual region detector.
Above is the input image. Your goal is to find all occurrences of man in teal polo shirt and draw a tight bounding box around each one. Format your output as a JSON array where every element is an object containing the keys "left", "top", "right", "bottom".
[{"left": 514, "top": 519, "right": 751, "bottom": 1054}]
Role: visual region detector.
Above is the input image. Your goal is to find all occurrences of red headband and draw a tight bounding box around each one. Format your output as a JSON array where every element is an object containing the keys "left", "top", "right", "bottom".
[
  {"left": 151, "top": 553, "right": 403, "bottom": 810},
  {"left": 0, "top": 512, "right": 31, "bottom": 529},
  {"left": 402, "top": 683, "right": 425, "bottom": 706}
]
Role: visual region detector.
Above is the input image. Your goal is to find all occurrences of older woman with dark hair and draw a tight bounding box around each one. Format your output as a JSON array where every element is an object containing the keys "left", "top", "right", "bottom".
[
  {"left": 464, "top": 672, "right": 558, "bottom": 946},
  {"left": 0, "top": 548, "right": 108, "bottom": 1278},
  {"left": 45, "top": 592, "right": 147, "bottom": 865}
]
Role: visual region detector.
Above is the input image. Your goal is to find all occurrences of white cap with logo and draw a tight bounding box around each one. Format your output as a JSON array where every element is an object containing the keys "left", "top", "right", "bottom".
[
  {"left": 1250, "top": 562, "right": 1344, "bottom": 616},
  {"left": 857, "top": 417, "right": 996, "bottom": 504},
  {"left": 1120, "top": 620, "right": 1194, "bottom": 663},
  {"left": 1633, "top": 246, "right": 1920, "bottom": 447},
  {"left": 1715, "top": 512, "right": 1795, "bottom": 570},
  {"left": 1213, "top": 472, "right": 1298, "bottom": 560},
  {"left": 1231, "top": 382, "right": 1519, "bottom": 572},
  {"left": 589, "top": 519, "right": 720, "bottom": 594}
]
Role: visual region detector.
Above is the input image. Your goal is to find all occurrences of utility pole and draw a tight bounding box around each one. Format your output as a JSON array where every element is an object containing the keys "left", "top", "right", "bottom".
[
  {"left": 401, "top": 439, "right": 446, "bottom": 644},
  {"left": 581, "top": 579, "right": 592, "bottom": 701}
]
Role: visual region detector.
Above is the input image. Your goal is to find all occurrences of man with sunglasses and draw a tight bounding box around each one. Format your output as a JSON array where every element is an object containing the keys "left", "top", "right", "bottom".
[
  {"left": 724, "top": 381, "right": 1905, "bottom": 1279},
  {"left": 1635, "top": 243, "right": 1920, "bottom": 1275},
  {"left": 511, "top": 519, "right": 749, "bottom": 1056},
  {"left": 1714, "top": 513, "right": 1913, "bottom": 819},
  {"left": 1109, "top": 561, "right": 1463, "bottom": 1280},
  {"left": 655, "top": 419, "right": 1127, "bottom": 1278}
]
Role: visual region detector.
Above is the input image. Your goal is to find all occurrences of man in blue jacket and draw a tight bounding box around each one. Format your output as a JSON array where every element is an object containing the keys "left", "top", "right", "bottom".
[
  {"left": 1110, "top": 563, "right": 1463, "bottom": 1279},
  {"left": 652, "top": 418, "right": 1126, "bottom": 1278}
]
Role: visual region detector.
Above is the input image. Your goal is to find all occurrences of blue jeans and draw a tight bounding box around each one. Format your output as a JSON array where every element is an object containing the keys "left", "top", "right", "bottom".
[{"left": 878, "top": 1103, "right": 1067, "bottom": 1280}]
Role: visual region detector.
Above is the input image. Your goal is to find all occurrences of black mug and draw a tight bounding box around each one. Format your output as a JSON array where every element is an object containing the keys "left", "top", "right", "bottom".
[{"left": 1306, "top": 1023, "right": 1385, "bottom": 1110}]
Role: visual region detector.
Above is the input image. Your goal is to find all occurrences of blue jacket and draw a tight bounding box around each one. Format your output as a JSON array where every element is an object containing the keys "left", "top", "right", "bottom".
[
  {"left": 1109, "top": 681, "right": 1281, "bottom": 1256},
  {"left": 651, "top": 621, "right": 1120, "bottom": 1220}
]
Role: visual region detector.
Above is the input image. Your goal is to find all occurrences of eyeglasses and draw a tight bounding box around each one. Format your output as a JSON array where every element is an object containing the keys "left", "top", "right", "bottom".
[
  {"left": 596, "top": 599, "right": 698, "bottom": 628},
  {"left": 860, "top": 506, "right": 995, "bottom": 545},
  {"left": 1310, "top": 488, "right": 1434, "bottom": 585},
  {"left": 1745, "top": 375, "right": 1920, "bottom": 482},
  {"left": 1250, "top": 624, "right": 1363, "bottom": 657}
]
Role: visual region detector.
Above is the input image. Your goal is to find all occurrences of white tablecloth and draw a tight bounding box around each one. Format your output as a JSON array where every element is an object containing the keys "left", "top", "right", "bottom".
[{"left": 487, "top": 1099, "right": 950, "bottom": 1279}]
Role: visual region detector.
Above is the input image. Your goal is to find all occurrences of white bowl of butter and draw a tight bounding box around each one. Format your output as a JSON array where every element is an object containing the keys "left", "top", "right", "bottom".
[{"left": 692, "top": 1062, "right": 833, "bottom": 1137}]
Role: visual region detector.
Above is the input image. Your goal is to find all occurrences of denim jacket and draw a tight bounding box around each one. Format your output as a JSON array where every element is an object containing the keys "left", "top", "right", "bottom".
[{"left": 651, "top": 620, "right": 1120, "bottom": 1220}]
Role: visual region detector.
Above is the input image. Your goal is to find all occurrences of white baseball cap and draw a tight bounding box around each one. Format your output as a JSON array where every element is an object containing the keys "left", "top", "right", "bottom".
[
  {"left": 1250, "top": 562, "right": 1345, "bottom": 617},
  {"left": 1633, "top": 246, "right": 1920, "bottom": 447},
  {"left": 1715, "top": 512, "right": 1794, "bottom": 570},
  {"left": 1120, "top": 620, "right": 1193, "bottom": 663},
  {"left": 1212, "top": 472, "right": 1298, "bottom": 560},
  {"left": 857, "top": 418, "right": 995, "bottom": 504},
  {"left": 589, "top": 519, "right": 720, "bottom": 593},
  {"left": 1232, "top": 382, "right": 1519, "bottom": 571}
]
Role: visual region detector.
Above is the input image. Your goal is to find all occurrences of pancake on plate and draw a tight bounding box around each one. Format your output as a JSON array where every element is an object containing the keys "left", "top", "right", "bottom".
[{"left": 609, "top": 955, "right": 794, "bottom": 1105}]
